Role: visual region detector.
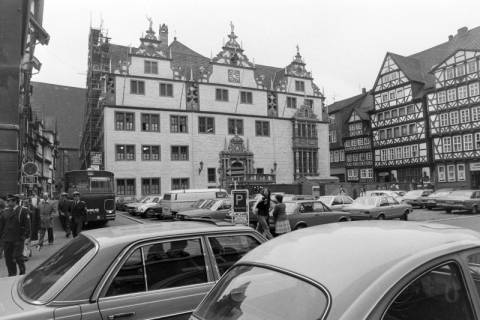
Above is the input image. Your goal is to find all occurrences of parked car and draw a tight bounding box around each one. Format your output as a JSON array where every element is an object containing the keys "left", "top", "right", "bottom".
[
  {"left": 147, "top": 198, "right": 215, "bottom": 219},
  {"left": 365, "top": 190, "right": 405, "bottom": 202},
  {"left": 419, "top": 188, "right": 455, "bottom": 210},
  {"left": 135, "top": 196, "right": 163, "bottom": 217},
  {"left": 401, "top": 189, "right": 434, "bottom": 207},
  {"left": 0, "top": 221, "right": 266, "bottom": 320},
  {"left": 191, "top": 221, "right": 480, "bottom": 320},
  {"left": 176, "top": 199, "right": 232, "bottom": 221},
  {"left": 345, "top": 196, "right": 412, "bottom": 220},
  {"left": 272, "top": 193, "right": 316, "bottom": 202},
  {"left": 436, "top": 189, "right": 480, "bottom": 213},
  {"left": 268, "top": 200, "right": 351, "bottom": 231},
  {"left": 124, "top": 195, "right": 161, "bottom": 215},
  {"left": 115, "top": 196, "right": 136, "bottom": 211},
  {"left": 317, "top": 195, "right": 354, "bottom": 210}
]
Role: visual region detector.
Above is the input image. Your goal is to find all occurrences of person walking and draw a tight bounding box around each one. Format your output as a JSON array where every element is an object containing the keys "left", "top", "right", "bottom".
[
  {"left": 0, "top": 194, "right": 31, "bottom": 276},
  {"left": 38, "top": 192, "right": 55, "bottom": 250},
  {"left": 58, "top": 192, "right": 72, "bottom": 237},
  {"left": 71, "top": 191, "right": 87, "bottom": 238},
  {"left": 271, "top": 194, "right": 291, "bottom": 237},
  {"left": 255, "top": 188, "right": 273, "bottom": 240}
]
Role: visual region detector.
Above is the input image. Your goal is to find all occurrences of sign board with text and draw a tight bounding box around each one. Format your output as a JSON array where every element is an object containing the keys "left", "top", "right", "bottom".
[
  {"left": 90, "top": 152, "right": 103, "bottom": 166},
  {"left": 470, "top": 163, "right": 480, "bottom": 172},
  {"left": 231, "top": 189, "right": 249, "bottom": 226}
]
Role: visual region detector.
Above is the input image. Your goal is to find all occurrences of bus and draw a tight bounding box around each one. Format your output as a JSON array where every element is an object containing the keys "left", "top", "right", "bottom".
[{"left": 64, "top": 170, "right": 116, "bottom": 225}]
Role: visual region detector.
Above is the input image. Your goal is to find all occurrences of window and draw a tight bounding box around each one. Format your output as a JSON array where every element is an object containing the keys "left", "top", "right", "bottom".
[
  {"left": 443, "top": 137, "right": 452, "bottom": 153},
  {"left": 399, "top": 107, "right": 406, "bottom": 116},
  {"left": 144, "top": 60, "right": 158, "bottom": 74},
  {"left": 407, "top": 105, "right": 414, "bottom": 114},
  {"left": 339, "top": 150, "right": 345, "bottom": 161},
  {"left": 463, "top": 134, "right": 473, "bottom": 151},
  {"left": 172, "top": 178, "right": 189, "bottom": 190},
  {"left": 449, "top": 111, "right": 459, "bottom": 125},
  {"left": 295, "top": 80, "right": 305, "bottom": 92},
  {"left": 142, "top": 145, "right": 160, "bottom": 161},
  {"left": 141, "top": 114, "right": 160, "bottom": 132},
  {"left": 379, "top": 130, "right": 385, "bottom": 140},
  {"left": 360, "top": 169, "right": 368, "bottom": 179},
  {"left": 408, "top": 123, "right": 417, "bottom": 135},
  {"left": 215, "top": 88, "right": 229, "bottom": 101},
  {"left": 384, "top": 111, "right": 391, "bottom": 120},
  {"left": 395, "top": 147, "right": 402, "bottom": 159},
  {"left": 367, "top": 152, "right": 373, "bottom": 161},
  {"left": 411, "top": 144, "right": 418, "bottom": 157},
  {"left": 208, "top": 235, "right": 260, "bottom": 275},
  {"left": 143, "top": 238, "right": 207, "bottom": 291},
  {"left": 438, "top": 165, "right": 446, "bottom": 182},
  {"left": 380, "top": 149, "right": 387, "bottom": 161},
  {"left": 170, "top": 115, "right": 188, "bottom": 133},
  {"left": 347, "top": 169, "right": 358, "bottom": 178},
  {"left": 116, "top": 145, "right": 135, "bottom": 161},
  {"left": 467, "top": 60, "right": 478, "bottom": 74},
  {"left": 377, "top": 113, "right": 384, "bottom": 121},
  {"left": 130, "top": 80, "right": 145, "bottom": 95},
  {"left": 329, "top": 130, "right": 337, "bottom": 143},
  {"left": 396, "top": 88, "right": 404, "bottom": 99},
  {"left": 159, "top": 83, "right": 173, "bottom": 97},
  {"left": 228, "top": 118, "right": 244, "bottom": 135},
  {"left": 116, "top": 179, "right": 135, "bottom": 196},
  {"left": 473, "top": 106, "right": 480, "bottom": 121},
  {"left": 469, "top": 83, "right": 480, "bottom": 96},
  {"left": 453, "top": 135, "right": 462, "bottom": 152},
  {"left": 334, "top": 151, "right": 340, "bottom": 162},
  {"left": 255, "top": 121, "right": 270, "bottom": 137},
  {"left": 389, "top": 91, "right": 396, "bottom": 100},
  {"left": 460, "top": 109, "right": 470, "bottom": 123},
  {"left": 447, "top": 164, "right": 456, "bottom": 181},
  {"left": 456, "top": 64, "right": 466, "bottom": 77},
  {"left": 476, "top": 132, "right": 480, "bottom": 149},
  {"left": 438, "top": 91, "right": 446, "bottom": 104},
  {"left": 240, "top": 91, "right": 253, "bottom": 104},
  {"left": 142, "top": 178, "right": 160, "bottom": 195},
  {"left": 401, "top": 125, "right": 407, "bottom": 136},
  {"left": 330, "top": 151, "right": 335, "bottom": 163},
  {"left": 389, "top": 149, "right": 395, "bottom": 160},
  {"left": 304, "top": 99, "right": 314, "bottom": 107},
  {"left": 457, "top": 164, "right": 466, "bottom": 181},
  {"left": 207, "top": 168, "right": 216, "bottom": 183},
  {"left": 440, "top": 113, "right": 448, "bottom": 127},
  {"left": 115, "top": 112, "right": 135, "bottom": 131},
  {"left": 383, "top": 263, "right": 474, "bottom": 320},
  {"left": 171, "top": 146, "right": 189, "bottom": 161},
  {"left": 198, "top": 117, "right": 215, "bottom": 134},
  {"left": 458, "top": 86, "right": 468, "bottom": 99},
  {"left": 287, "top": 96, "right": 297, "bottom": 108},
  {"left": 353, "top": 153, "right": 359, "bottom": 161},
  {"left": 403, "top": 145, "right": 411, "bottom": 159},
  {"left": 446, "top": 67, "right": 455, "bottom": 80},
  {"left": 382, "top": 93, "right": 389, "bottom": 102},
  {"left": 447, "top": 88, "right": 457, "bottom": 102},
  {"left": 386, "top": 128, "right": 392, "bottom": 139},
  {"left": 106, "top": 248, "right": 145, "bottom": 296}
]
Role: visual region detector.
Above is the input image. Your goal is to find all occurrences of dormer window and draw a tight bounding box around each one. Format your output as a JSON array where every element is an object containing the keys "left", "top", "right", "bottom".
[
  {"left": 304, "top": 99, "right": 313, "bottom": 108},
  {"left": 446, "top": 67, "right": 454, "bottom": 80},
  {"left": 295, "top": 80, "right": 305, "bottom": 92},
  {"left": 456, "top": 64, "right": 466, "bottom": 77},
  {"left": 144, "top": 60, "right": 158, "bottom": 74}
]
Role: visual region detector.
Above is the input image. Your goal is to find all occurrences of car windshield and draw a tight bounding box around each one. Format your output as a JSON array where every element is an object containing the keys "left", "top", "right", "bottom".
[
  {"left": 194, "top": 265, "right": 328, "bottom": 320},
  {"left": 192, "top": 199, "right": 205, "bottom": 208},
  {"left": 352, "top": 197, "right": 378, "bottom": 207},
  {"left": 141, "top": 196, "right": 151, "bottom": 203},
  {"left": 203, "top": 200, "right": 217, "bottom": 209},
  {"left": 20, "top": 235, "right": 97, "bottom": 303},
  {"left": 449, "top": 190, "right": 474, "bottom": 198},
  {"left": 318, "top": 196, "right": 334, "bottom": 205}
]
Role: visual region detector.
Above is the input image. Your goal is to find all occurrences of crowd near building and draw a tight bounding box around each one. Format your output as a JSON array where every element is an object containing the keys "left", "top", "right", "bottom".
[
  {"left": 80, "top": 21, "right": 333, "bottom": 199},
  {"left": 329, "top": 26, "right": 480, "bottom": 190}
]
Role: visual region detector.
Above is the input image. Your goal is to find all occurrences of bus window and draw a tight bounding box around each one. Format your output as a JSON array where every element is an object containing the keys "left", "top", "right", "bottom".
[
  {"left": 90, "top": 177, "right": 113, "bottom": 193},
  {"left": 67, "top": 176, "right": 89, "bottom": 193}
]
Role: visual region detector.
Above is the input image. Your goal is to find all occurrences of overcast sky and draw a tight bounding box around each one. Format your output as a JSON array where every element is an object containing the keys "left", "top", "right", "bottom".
[{"left": 34, "top": 0, "right": 480, "bottom": 104}]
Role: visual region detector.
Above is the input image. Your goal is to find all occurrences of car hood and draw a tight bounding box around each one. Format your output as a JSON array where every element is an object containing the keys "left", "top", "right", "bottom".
[{"left": 0, "top": 276, "right": 25, "bottom": 315}]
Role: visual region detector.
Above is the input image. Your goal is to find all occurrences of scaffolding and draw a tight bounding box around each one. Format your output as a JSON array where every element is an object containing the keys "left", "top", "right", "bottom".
[{"left": 81, "top": 27, "right": 110, "bottom": 169}]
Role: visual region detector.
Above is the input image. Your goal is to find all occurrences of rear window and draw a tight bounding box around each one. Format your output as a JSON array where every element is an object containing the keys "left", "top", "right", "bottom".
[
  {"left": 194, "top": 265, "right": 328, "bottom": 320},
  {"left": 20, "top": 235, "right": 96, "bottom": 303},
  {"left": 163, "top": 194, "right": 175, "bottom": 200}
]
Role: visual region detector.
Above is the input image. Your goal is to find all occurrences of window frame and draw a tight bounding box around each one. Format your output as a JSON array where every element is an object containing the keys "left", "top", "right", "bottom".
[
  {"left": 141, "top": 177, "right": 161, "bottom": 195},
  {"left": 286, "top": 96, "right": 297, "bottom": 109},
  {"left": 144, "top": 60, "right": 158, "bottom": 74},
  {"left": 295, "top": 80, "right": 305, "bottom": 92},
  {"left": 171, "top": 178, "right": 190, "bottom": 190},
  {"left": 141, "top": 113, "right": 160, "bottom": 132},
  {"left": 130, "top": 80, "right": 145, "bottom": 95},
  {"left": 215, "top": 88, "right": 229, "bottom": 102},
  {"left": 240, "top": 91, "right": 253, "bottom": 104},
  {"left": 171, "top": 145, "right": 189, "bottom": 161},
  {"left": 170, "top": 115, "right": 189, "bottom": 133},
  {"left": 159, "top": 83, "right": 174, "bottom": 97},
  {"left": 115, "top": 112, "right": 135, "bottom": 131},
  {"left": 255, "top": 120, "right": 270, "bottom": 137},
  {"left": 198, "top": 116, "right": 215, "bottom": 134},
  {"left": 116, "top": 178, "right": 136, "bottom": 196},
  {"left": 141, "top": 145, "right": 161, "bottom": 161},
  {"left": 228, "top": 118, "right": 244, "bottom": 135},
  {"left": 115, "top": 144, "right": 136, "bottom": 161}
]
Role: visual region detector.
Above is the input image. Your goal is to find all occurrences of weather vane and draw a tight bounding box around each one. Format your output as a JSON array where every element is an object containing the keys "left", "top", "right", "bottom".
[
  {"left": 146, "top": 16, "right": 153, "bottom": 30},
  {"left": 230, "top": 21, "right": 235, "bottom": 33}
]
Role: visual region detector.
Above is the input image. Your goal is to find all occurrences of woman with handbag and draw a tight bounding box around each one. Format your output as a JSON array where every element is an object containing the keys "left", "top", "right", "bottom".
[{"left": 272, "top": 194, "right": 291, "bottom": 237}]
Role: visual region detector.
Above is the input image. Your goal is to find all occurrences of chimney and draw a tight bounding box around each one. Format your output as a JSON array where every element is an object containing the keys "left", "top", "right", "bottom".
[
  {"left": 362, "top": 87, "right": 367, "bottom": 94},
  {"left": 457, "top": 27, "right": 468, "bottom": 36},
  {"left": 448, "top": 35, "right": 454, "bottom": 41},
  {"left": 159, "top": 23, "right": 169, "bottom": 46}
]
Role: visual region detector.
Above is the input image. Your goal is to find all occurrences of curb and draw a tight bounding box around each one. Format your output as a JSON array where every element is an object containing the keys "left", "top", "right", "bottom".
[{"left": 117, "top": 211, "right": 145, "bottom": 224}]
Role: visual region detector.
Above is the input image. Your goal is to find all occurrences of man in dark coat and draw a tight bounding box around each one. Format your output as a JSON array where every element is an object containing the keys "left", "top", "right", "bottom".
[
  {"left": 71, "top": 191, "right": 87, "bottom": 238},
  {"left": 58, "top": 192, "right": 72, "bottom": 237},
  {"left": 0, "top": 194, "right": 31, "bottom": 276}
]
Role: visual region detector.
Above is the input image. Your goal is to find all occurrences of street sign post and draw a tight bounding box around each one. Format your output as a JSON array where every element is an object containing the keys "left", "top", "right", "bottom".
[{"left": 231, "top": 189, "right": 249, "bottom": 226}]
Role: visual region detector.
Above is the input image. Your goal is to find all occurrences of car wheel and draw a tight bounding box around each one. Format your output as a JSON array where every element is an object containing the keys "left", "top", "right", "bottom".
[
  {"left": 377, "top": 214, "right": 385, "bottom": 220},
  {"left": 401, "top": 211, "right": 409, "bottom": 221},
  {"left": 294, "top": 224, "right": 307, "bottom": 230},
  {"left": 427, "top": 206, "right": 433, "bottom": 210},
  {"left": 446, "top": 208, "right": 452, "bottom": 214},
  {"left": 144, "top": 209, "right": 154, "bottom": 218},
  {"left": 339, "top": 218, "right": 348, "bottom": 222},
  {"left": 472, "top": 206, "right": 479, "bottom": 214}
]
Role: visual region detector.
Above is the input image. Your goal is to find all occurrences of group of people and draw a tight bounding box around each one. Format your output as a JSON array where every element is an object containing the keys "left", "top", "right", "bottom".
[
  {"left": 0, "top": 190, "right": 87, "bottom": 277},
  {"left": 254, "top": 188, "right": 291, "bottom": 240}
]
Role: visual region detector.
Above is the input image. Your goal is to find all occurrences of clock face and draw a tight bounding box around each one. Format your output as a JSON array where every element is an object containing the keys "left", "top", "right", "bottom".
[{"left": 228, "top": 69, "right": 240, "bottom": 83}]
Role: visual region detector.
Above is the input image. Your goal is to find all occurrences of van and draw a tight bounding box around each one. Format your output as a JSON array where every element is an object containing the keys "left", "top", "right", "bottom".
[{"left": 157, "top": 188, "right": 228, "bottom": 218}]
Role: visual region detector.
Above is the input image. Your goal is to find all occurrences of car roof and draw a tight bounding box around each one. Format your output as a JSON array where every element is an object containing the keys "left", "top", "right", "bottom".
[
  {"left": 82, "top": 221, "right": 252, "bottom": 248},
  {"left": 165, "top": 188, "right": 226, "bottom": 194},
  {"left": 240, "top": 221, "right": 480, "bottom": 319}
]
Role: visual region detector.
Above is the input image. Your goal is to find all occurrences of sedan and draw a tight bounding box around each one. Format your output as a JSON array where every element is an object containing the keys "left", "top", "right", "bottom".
[
  {"left": 419, "top": 188, "right": 454, "bottom": 210},
  {"left": 269, "top": 200, "right": 351, "bottom": 230},
  {"left": 345, "top": 196, "right": 412, "bottom": 220},
  {"left": 401, "top": 189, "right": 433, "bottom": 208},
  {"left": 124, "top": 195, "right": 161, "bottom": 215},
  {"left": 436, "top": 189, "right": 480, "bottom": 213},
  {"left": 177, "top": 199, "right": 232, "bottom": 221},
  {"left": 191, "top": 221, "right": 480, "bottom": 320},
  {"left": 317, "top": 195, "right": 354, "bottom": 210},
  {"left": 0, "top": 221, "right": 266, "bottom": 320}
]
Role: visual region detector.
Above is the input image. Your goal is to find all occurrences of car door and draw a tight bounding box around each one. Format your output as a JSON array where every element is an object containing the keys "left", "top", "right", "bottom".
[
  {"left": 97, "top": 237, "right": 216, "bottom": 320},
  {"left": 377, "top": 197, "right": 390, "bottom": 219},
  {"left": 294, "top": 202, "right": 316, "bottom": 227},
  {"left": 311, "top": 201, "right": 341, "bottom": 224},
  {"left": 331, "top": 196, "right": 344, "bottom": 210},
  {"left": 385, "top": 196, "right": 402, "bottom": 218}
]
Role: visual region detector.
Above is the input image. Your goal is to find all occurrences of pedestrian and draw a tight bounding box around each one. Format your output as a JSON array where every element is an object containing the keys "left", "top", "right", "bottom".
[
  {"left": 271, "top": 194, "right": 291, "bottom": 237},
  {"left": 58, "top": 192, "right": 72, "bottom": 237},
  {"left": 71, "top": 191, "right": 87, "bottom": 238},
  {"left": 0, "top": 194, "right": 31, "bottom": 276},
  {"left": 38, "top": 192, "right": 55, "bottom": 250},
  {"left": 27, "top": 196, "right": 40, "bottom": 242},
  {"left": 255, "top": 188, "right": 273, "bottom": 240}
]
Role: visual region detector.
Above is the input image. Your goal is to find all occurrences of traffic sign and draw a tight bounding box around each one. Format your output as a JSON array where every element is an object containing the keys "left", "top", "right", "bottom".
[{"left": 231, "top": 189, "right": 249, "bottom": 226}]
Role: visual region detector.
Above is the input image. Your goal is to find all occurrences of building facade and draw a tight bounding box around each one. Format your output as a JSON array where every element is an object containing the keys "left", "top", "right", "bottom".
[{"left": 81, "top": 22, "right": 330, "bottom": 198}]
